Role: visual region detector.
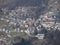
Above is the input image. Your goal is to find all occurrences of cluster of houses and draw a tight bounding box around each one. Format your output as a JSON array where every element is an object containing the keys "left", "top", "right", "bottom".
[
  {"left": 39, "top": 11, "right": 60, "bottom": 30},
  {"left": 0, "top": 6, "right": 60, "bottom": 40},
  {"left": 0, "top": 7, "right": 45, "bottom": 40}
]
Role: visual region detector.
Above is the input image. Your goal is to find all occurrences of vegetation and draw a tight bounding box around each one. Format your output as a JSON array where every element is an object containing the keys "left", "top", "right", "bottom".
[{"left": 42, "top": 30, "right": 60, "bottom": 45}]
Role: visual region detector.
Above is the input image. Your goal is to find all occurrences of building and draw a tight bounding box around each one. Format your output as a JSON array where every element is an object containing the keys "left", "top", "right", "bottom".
[{"left": 35, "top": 34, "right": 44, "bottom": 39}]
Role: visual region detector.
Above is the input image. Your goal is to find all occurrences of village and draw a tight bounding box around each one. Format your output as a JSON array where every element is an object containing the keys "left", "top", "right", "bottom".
[{"left": 0, "top": 6, "right": 60, "bottom": 45}]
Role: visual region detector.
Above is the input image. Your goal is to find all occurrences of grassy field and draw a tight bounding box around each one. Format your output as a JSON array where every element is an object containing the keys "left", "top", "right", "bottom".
[{"left": 10, "top": 32, "right": 30, "bottom": 40}]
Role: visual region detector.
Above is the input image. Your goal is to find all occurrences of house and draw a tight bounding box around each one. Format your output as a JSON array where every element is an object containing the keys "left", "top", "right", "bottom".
[
  {"left": 6, "top": 19, "right": 9, "bottom": 23},
  {"left": 55, "top": 23, "right": 60, "bottom": 30},
  {"left": 20, "top": 30, "right": 24, "bottom": 32},
  {"left": 25, "top": 24, "right": 29, "bottom": 28},
  {"left": 2, "top": 28, "right": 5, "bottom": 32},
  {"left": 0, "top": 18, "right": 4, "bottom": 21}
]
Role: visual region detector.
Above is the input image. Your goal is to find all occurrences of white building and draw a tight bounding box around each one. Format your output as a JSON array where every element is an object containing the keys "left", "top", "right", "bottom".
[
  {"left": 0, "top": 18, "right": 4, "bottom": 21},
  {"left": 35, "top": 34, "right": 44, "bottom": 39}
]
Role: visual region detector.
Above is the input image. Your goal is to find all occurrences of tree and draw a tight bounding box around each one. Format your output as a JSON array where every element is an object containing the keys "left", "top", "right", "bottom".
[{"left": 42, "top": 30, "right": 60, "bottom": 45}]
